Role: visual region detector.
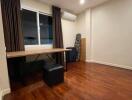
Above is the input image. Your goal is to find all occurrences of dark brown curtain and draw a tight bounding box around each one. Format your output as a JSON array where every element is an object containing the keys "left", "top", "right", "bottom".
[
  {"left": 52, "top": 6, "right": 64, "bottom": 65},
  {"left": 1, "top": 0, "right": 24, "bottom": 52},
  {"left": 1, "top": 0, "right": 25, "bottom": 81}
]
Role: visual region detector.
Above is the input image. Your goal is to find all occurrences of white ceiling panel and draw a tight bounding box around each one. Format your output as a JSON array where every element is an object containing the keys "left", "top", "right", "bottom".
[{"left": 39, "top": 0, "right": 110, "bottom": 14}]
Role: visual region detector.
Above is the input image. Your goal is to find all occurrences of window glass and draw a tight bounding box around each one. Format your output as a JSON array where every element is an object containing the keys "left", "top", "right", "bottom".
[
  {"left": 39, "top": 14, "right": 53, "bottom": 44},
  {"left": 21, "top": 9, "right": 38, "bottom": 45}
]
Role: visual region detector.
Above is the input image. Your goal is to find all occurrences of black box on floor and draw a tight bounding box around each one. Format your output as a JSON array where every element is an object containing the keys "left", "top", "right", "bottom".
[{"left": 43, "top": 64, "right": 64, "bottom": 86}]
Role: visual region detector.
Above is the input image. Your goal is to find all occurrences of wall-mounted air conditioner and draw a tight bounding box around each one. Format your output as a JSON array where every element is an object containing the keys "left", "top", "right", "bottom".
[{"left": 62, "top": 11, "right": 77, "bottom": 21}]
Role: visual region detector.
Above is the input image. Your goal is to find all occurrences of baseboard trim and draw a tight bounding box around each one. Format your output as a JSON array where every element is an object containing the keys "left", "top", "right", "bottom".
[
  {"left": 1, "top": 88, "right": 11, "bottom": 99},
  {"left": 86, "top": 60, "right": 92, "bottom": 63},
  {"left": 86, "top": 59, "right": 132, "bottom": 70}
]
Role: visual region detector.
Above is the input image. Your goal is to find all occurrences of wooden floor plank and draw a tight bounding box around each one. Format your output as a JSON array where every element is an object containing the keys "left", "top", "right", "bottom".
[{"left": 4, "top": 62, "right": 132, "bottom": 100}]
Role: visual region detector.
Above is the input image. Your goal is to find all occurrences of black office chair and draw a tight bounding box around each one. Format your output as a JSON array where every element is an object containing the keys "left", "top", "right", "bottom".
[{"left": 66, "top": 33, "right": 81, "bottom": 62}]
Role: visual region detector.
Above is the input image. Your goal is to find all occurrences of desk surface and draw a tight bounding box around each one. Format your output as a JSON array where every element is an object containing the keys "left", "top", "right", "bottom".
[{"left": 7, "top": 48, "right": 70, "bottom": 58}]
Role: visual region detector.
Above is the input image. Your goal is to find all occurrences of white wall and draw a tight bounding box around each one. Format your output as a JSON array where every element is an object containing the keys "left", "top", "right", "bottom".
[
  {"left": 91, "top": 0, "right": 132, "bottom": 68},
  {"left": 21, "top": 0, "right": 51, "bottom": 14},
  {"left": 61, "top": 19, "right": 76, "bottom": 48},
  {"left": 76, "top": 9, "right": 91, "bottom": 60},
  {"left": 0, "top": 1, "right": 10, "bottom": 98},
  {"left": 76, "top": 11, "right": 86, "bottom": 37}
]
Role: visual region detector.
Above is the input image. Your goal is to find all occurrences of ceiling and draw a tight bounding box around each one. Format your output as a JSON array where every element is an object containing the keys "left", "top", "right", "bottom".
[{"left": 39, "top": 0, "right": 110, "bottom": 14}]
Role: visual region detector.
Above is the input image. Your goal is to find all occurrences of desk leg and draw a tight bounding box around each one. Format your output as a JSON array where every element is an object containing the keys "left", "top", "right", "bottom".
[{"left": 65, "top": 52, "right": 67, "bottom": 72}]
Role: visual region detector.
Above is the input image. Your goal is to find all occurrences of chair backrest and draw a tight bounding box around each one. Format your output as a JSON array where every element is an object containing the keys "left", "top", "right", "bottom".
[{"left": 74, "top": 34, "right": 81, "bottom": 61}]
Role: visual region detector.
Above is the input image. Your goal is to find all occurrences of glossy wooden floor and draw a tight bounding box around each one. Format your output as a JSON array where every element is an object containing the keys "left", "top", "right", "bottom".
[{"left": 4, "top": 62, "right": 132, "bottom": 100}]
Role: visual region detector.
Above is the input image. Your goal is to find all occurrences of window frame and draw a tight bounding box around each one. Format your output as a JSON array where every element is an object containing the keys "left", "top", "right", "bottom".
[{"left": 21, "top": 6, "right": 53, "bottom": 50}]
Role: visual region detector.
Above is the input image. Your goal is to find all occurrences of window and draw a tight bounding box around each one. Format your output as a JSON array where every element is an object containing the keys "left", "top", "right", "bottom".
[
  {"left": 21, "top": 9, "right": 38, "bottom": 45},
  {"left": 39, "top": 14, "right": 53, "bottom": 44},
  {"left": 21, "top": 9, "right": 53, "bottom": 46}
]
